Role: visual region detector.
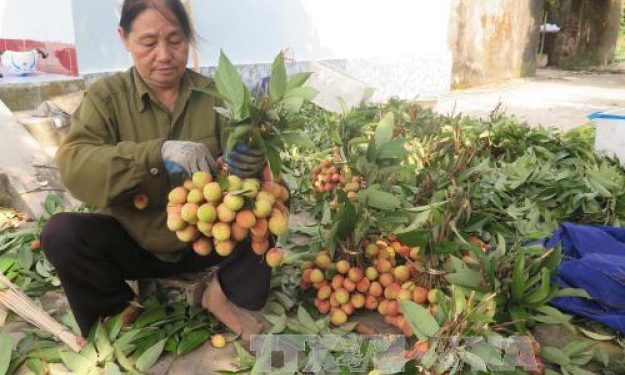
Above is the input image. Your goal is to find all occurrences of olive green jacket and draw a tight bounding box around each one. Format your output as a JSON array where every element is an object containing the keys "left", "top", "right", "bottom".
[{"left": 56, "top": 67, "right": 224, "bottom": 262}]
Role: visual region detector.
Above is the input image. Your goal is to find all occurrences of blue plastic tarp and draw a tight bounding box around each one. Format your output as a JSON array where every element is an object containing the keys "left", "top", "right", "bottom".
[{"left": 544, "top": 222, "right": 625, "bottom": 334}]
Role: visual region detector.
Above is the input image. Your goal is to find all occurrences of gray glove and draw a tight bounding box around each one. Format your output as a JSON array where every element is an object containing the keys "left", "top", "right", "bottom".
[
  {"left": 161, "top": 141, "right": 216, "bottom": 177},
  {"left": 223, "top": 142, "right": 266, "bottom": 178}
]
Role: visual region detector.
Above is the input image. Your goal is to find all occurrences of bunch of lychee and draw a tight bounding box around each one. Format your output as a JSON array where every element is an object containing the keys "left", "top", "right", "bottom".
[
  {"left": 311, "top": 159, "right": 364, "bottom": 197},
  {"left": 166, "top": 172, "right": 288, "bottom": 267},
  {"left": 311, "top": 159, "right": 346, "bottom": 194},
  {"left": 300, "top": 236, "right": 444, "bottom": 335}
]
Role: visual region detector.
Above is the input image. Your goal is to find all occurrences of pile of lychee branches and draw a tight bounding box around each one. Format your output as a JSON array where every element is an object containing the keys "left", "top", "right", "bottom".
[{"left": 274, "top": 100, "right": 625, "bottom": 375}]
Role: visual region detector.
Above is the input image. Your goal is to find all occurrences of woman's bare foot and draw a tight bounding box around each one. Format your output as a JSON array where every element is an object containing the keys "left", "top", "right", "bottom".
[
  {"left": 77, "top": 336, "right": 87, "bottom": 350},
  {"left": 120, "top": 301, "right": 141, "bottom": 327},
  {"left": 201, "top": 276, "right": 263, "bottom": 342}
]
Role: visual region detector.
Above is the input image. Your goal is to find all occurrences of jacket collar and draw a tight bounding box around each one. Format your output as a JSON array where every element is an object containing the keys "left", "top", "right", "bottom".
[{"left": 133, "top": 67, "right": 211, "bottom": 113}]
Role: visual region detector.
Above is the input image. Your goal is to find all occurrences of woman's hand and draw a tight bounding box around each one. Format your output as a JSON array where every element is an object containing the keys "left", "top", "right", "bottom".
[
  {"left": 161, "top": 141, "right": 216, "bottom": 177},
  {"left": 223, "top": 143, "right": 266, "bottom": 178}
]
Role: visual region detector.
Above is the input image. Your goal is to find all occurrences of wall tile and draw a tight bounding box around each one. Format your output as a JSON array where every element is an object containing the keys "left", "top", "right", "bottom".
[
  {"left": 68, "top": 48, "right": 79, "bottom": 76},
  {"left": 24, "top": 39, "right": 45, "bottom": 50},
  {"left": 5, "top": 39, "right": 25, "bottom": 51}
]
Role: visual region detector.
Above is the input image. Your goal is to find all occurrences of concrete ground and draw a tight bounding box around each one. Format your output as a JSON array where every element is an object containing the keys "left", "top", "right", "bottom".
[{"left": 436, "top": 68, "right": 625, "bottom": 131}]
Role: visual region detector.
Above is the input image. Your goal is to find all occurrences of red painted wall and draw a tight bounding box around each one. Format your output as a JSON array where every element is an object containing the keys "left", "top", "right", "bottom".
[{"left": 0, "top": 38, "right": 79, "bottom": 76}]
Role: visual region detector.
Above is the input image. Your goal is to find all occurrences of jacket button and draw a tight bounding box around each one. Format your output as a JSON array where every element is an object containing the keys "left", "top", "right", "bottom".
[{"left": 150, "top": 168, "right": 159, "bottom": 176}]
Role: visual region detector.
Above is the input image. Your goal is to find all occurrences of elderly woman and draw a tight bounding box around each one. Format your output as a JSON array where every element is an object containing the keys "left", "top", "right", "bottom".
[{"left": 41, "top": 0, "right": 269, "bottom": 343}]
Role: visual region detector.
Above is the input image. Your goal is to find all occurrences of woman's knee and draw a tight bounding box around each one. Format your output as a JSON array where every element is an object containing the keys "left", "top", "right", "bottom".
[{"left": 41, "top": 213, "right": 84, "bottom": 264}]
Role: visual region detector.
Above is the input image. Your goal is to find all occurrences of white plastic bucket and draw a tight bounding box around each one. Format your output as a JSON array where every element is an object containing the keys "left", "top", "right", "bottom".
[{"left": 589, "top": 109, "right": 625, "bottom": 167}]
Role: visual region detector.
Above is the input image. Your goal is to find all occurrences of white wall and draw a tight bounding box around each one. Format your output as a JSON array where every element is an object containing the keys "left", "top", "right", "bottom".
[
  {"left": 192, "top": 0, "right": 452, "bottom": 65},
  {"left": 71, "top": 0, "right": 131, "bottom": 74},
  {"left": 0, "top": 0, "right": 75, "bottom": 43},
  {"left": 71, "top": 0, "right": 452, "bottom": 74}
]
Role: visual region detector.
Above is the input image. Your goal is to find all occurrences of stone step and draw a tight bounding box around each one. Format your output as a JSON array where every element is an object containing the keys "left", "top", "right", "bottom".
[
  {"left": 0, "top": 100, "right": 77, "bottom": 217},
  {"left": 0, "top": 76, "right": 84, "bottom": 112}
]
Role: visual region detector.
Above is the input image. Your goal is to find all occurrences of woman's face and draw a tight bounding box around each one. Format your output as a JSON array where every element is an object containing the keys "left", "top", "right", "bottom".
[{"left": 119, "top": 7, "right": 189, "bottom": 91}]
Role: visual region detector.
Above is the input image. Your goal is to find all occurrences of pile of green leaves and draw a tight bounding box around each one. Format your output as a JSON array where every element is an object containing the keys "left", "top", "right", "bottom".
[
  {"left": 287, "top": 102, "right": 624, "bottom": 242},
  {"left": 2, "top": 292, "right": 221, "bottom": 375},
  {"left": 278, "top": 100, "right": 624, "bottom": 375},
  {"left": 404, "top": 110, "right": 624, "bottom": 242},
  {"left": 0, "top": 195, "right": 68, "bottom": 297}
]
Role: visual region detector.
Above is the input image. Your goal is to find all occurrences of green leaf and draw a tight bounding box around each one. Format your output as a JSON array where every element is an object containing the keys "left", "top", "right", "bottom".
[
  {"left": 60, "top": 352, "right": 94, "bottom": 373},
  {"left": 18, "top": 243, "right": 33, "bottom": 270},
  {"left": 395, "top": 230, "right": 430, "bottom": 247},
  {"left": 0, "top": 333, "right": 11, "bottom": 375},
  {"left": 281, "top": 97, "right": 304, "bottom": 114},
  {"left": 445, "top": 268, "right": 482, "bottom": 289},
  {"left": 104, "top": 363, "right": 123, "bottom": 375},
  {"left": 27, "top": 357, "right": 46, "bottom": 375},
  {"left": 354, "top": 216, "right": 370, "bottom": 246},
  {"left": 458, "top": 349, "right": 487, "bottom": 372},
  {"left": 279, "top": 133, "right": 315, "bottom": 148},
  {"left": 360, "top": 185, "right": 401, "bottom": 211},
  {"left": 335, "top": 198, "right": 357, "bottom": 241},
  {"left": 217, "top": 369, "right": 253, "bottom": 375},
  {"left": 562, "top": 341, "right": 595, "bottom": 356},
  {"left": 266, "top": 146, "right": 282, "bottom": 181},
  {"left": 452, "top": 287, "right": 466, "bottom": 316},
  {"left": 135, "top": 339, "right": 166, "bottom": 373},
  {"left": 541, "top": 347, "right": 571, "bottom": 366},
  {"left": 177, "top": 329, "right": 211, "bottom": 356},
  {"left": 593, "top": 348, "right": 609, "bottom": 367},
  {"left": 399, "top": 300, "right": 440, "bottom": 340},
  {"left": 26, "top": 347, "right": 61, "bottom": 362},
  {"left": 265, "top": 301, "right": 286, "bottom": 316},
  {"left": 234, "top": 341, "right": 256, "bottom": 368},
  {"left": 115, "top": 345, "right": 136, "bottom": 372},
  {"left": 556, "top": 288, "right": 591, "bottom": 299},
  {"left": 269, "top": 52, "right": 287, "bottom": 101},
  {"left": 95, "top": 322, "right": 114, "bottom": 361},
  {"left": 420, "top": 341, "right": 438, "bottom": 368},
  {"left": 286, "top": 72, "right": 312, "bottom": 90},
  {"left": 578, "top": 328, "right": 614, "bottom": 341},
  {"left": 216, "top": 50, "right": 245, "bottom": 117},
  {"left": 192, "top": 87, "right": 229, "bottom": 103},
  {"left": 104, "top": 313, "right": 123, "bottom": 342},
  {"left": 134, "top": 306, "right": 167, "bottom": 328},
  {"left": 570, "top": 353, "right": 593, "bottom": 366},
  {"left": 226, "top": 125, "right": 253, "bottom": 152},
  {"left": 115, "top": 329, "right": 155, "bottom": 353},
  {"left": 533, "top": 305, "right": 576, "bottom": 333},
  {"left": 285, "top": 87, "right": 318, "bottom": 102},
  {"left": 566, "top": 366, "right": 599, "bottom": 375},
  {"left": 44, "top": 194, "right": 63, "bottom": 215},
  {"left": 0, "top": 257, "right": 15, "bottom": 274},
  {"left": 264, "top": 314, "right": 286, "bottom": 334},
  {"left": 511, "top": 250, "right": 526, "bottom": 303},
  {"left": 297, "top": 305, "right": 320, "bottom": 334},
  {"left": 241, "top": 85, "right": 252, "bottom": 119},
  {"left": 375, "top": 112, "right": 395, "bottom": 148},
  {"left": 377, "top": 139, "right": 407, "bottom": 160}
]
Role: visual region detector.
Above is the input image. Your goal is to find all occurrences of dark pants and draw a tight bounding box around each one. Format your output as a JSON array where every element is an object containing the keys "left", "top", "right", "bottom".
[{"left": 41, "top": 213, "right": 271, "bottom": 336}]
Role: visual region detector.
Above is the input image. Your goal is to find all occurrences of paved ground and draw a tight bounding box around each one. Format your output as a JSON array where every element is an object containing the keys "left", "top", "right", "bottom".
[{"left": 436, "top": 68, "right": 625, "bottom": 131}]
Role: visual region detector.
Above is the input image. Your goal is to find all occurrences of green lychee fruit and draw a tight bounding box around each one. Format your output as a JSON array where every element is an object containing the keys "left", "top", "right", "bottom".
[
  {"left": 197, "top": 203, "right": 217, "bottom": 223},
  {"left": 223, "top": 193, "right": 244, "bottom": 212},
  {"left": 203, "top": 182, "right": 222, "bottom": 203}
]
